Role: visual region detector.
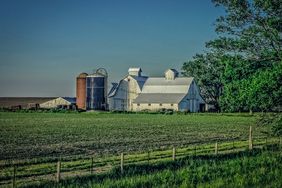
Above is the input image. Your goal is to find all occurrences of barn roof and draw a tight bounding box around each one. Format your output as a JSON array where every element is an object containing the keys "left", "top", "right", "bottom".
[
  {"left": 133, "top": 93, "right": 187, "bottom": 103},
  {"left": 62, "top": 97, "right": 76, "bottom": 104},
  {"left": 108, "top": 83, "right": 119, "bottom": 97},
  {"left": 141, "top": 77, "right": 194, "bottom": 94},
  {"left": 130, "top": 75, "right": 148, "bottom": 89},
  {"left": 128, "top": 67, "right": 142, "bottom": 72},
  {"left": 165, "top": 69, "right": 179, "bottom": 74},
  {"left": 108, "top": 75, "right": 148, "bottom": 98}
]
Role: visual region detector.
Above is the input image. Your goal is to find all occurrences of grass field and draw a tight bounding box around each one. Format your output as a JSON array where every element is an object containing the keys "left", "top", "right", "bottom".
[
  {"left": 53, "top": 148, "right": 282, "bottom": 188},
  {"left": 0, "top": 112, "right": 279, "bottom": 187},
  {"left": 0, "top": 112, "right": 268, "bottom": 161}
]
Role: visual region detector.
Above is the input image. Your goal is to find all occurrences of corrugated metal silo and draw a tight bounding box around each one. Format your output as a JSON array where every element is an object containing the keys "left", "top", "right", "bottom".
[
  {"left": 76, "top": 72, "right": 88, "bottom": 110},
  {"left": 86, "top": 68, "right": 108, "bottom": 110}
]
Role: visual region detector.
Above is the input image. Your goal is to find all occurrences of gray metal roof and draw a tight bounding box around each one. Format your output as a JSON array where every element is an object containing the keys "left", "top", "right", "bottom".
[
  {"left": 144, "top": 77, "right": 193, "bottom": 86},
  {"left": 133, "top": 93, "right": 187, "bottom": 103},
  {"left": 141, "top": 77, "right": 193, "bottom": 93},
  {"left": 108, "top": 75, "right": 148, "bottom": 98},
  {"left": 130, "top": 75, "right": 148, "bottom": 89},
  {"left": 108, "top": 83, "right": 118, "bottom": 97},
  {"left": 62, "top": 97, "right": 76, "bottom": 104}
]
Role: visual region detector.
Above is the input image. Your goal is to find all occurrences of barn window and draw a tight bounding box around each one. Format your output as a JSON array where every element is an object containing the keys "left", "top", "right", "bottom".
[
  {"left": 171, "top": 104, "right": 174, "bottom": 106},
  {"left": 159, "top": 103, "right": 162, "bottom": 106},
  {"left": 148, "top": 103, "right": 151, "bottom": 106}
]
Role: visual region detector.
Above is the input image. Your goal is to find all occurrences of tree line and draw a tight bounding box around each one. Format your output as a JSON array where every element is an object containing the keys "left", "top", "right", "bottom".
[{"left": 182, "top": 0, "right": 281, "bottom": 113}]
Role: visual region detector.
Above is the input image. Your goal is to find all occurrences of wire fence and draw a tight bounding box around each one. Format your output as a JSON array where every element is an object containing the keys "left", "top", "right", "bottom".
[{"left": 0, "top": 126, "right": 281, "bottom": 187}]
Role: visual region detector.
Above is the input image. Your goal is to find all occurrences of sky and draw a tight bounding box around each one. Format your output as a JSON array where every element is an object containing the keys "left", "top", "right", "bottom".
[{"left": 0, "top": 0, "right": 224, "bottom": 97}]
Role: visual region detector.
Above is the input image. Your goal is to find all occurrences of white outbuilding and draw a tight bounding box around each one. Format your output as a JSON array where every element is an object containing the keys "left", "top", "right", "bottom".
[
  {"left": 109, "top": 68, "right": 205, "bottom": 112},
  {"left": 40, "top": 97, "right": 76, "bottom": 109}
]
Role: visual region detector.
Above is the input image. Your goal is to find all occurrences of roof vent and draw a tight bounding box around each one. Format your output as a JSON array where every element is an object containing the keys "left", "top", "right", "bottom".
[
  {"left": 128, "top": 67, "right": 142, "bottom": 77},
  {"left": 165, "top": 69, "right": 179, "bottom": 80}
]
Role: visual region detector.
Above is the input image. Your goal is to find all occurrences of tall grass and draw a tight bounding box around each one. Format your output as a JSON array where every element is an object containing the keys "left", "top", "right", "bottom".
[{"left": 25, "top": 147, "right": 282, "bottom": 188}]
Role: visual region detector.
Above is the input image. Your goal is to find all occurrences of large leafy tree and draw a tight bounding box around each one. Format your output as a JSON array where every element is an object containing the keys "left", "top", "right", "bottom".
[
  {"left": 182, "top": 0, "right": 282, "bottom": 112},
  {"left": 182, "top": 53, "right": 224, "bottom": 111},
  {"left": 208, "top": 0, "right": 281, "bottom": 62}
]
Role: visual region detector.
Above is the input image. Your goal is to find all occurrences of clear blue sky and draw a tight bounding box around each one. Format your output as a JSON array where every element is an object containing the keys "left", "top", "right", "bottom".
[{"left": 0, "top": 0, "right": 224, "bottom": 97}]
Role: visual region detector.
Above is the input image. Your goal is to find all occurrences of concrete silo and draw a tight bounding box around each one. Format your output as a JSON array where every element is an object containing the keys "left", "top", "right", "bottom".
[
  {"left": 86, "top": 68, "right": 108, "bottom": 110},
  {"left": 76, "top": 72, "right": 88, "bottom": 110}
]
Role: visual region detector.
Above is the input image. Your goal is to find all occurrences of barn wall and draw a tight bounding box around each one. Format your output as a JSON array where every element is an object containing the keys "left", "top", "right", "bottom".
[
  {"left": 132, "top": 103, "right": 178, "bottom": 111},
  {"left": 184, "top": 81, "right": 204, "bottom": 112}
]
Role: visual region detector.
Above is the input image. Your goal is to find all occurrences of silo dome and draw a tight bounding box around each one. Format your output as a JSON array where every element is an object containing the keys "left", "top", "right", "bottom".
[{"left": 77, "top": 72, "right": 88, "bottom": 78}]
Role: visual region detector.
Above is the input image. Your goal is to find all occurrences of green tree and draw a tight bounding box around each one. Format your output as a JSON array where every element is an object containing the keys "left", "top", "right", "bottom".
[
  {"left": 183, "top": 0, "right": 282, "bottom": 112},
  {"left": 208, "top": 0, "right": 282, "bottom": 62},
  {"left": 182, "top": 53, "right": 224, "bottom": 111},
  {"left": 247, "top": 63, "right": 282, "bottom": 111},
  {"left": 220, "top": 62, "right": 282, "bottom": 112}
]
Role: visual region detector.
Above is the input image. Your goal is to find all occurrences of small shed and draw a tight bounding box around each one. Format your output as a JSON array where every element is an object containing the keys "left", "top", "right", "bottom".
[{"left": 40, "top": 97, "right": 76, "bottom": 109}]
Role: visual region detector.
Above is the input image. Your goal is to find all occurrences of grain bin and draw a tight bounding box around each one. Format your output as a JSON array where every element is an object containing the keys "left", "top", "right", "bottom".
[
  {"left": 86, "top": 68, "right": 108, "bottom": 110},
  {"left": 76, "top": 72, "right": 88, "bottom": 110}
]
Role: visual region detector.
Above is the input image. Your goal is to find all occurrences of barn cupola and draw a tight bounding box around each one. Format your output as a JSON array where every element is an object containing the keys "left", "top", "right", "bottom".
[
  {"left": 165, "top": 69, "right": 179, "bottom": 80},
  {"left": 128, "top": 67, "right": 142, "bottom": 77}
]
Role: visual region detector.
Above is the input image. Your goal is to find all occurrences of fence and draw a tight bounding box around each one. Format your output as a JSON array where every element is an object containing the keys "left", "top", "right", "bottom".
[{"left": 0, "top": 126, "right": 281, "bottom": 188}]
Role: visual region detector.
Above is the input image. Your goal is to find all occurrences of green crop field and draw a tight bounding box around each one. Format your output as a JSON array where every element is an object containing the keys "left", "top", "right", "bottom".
[
  {"left": 0, "top": 112, "right": 279, "bottom": 187},
  {"left": 0, "top": 112, "right": 269, "bottom": 161}
]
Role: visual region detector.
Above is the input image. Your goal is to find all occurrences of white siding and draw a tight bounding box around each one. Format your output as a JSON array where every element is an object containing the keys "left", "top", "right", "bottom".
[
  {"left": 132, "top": 103, "right": 178, "bottom": 111},
  {"left": 109, "top": 75, "right": 142, "bottom": 111},
  {"left": 181, "top": 80, "right": 204, "bottom": 112}
]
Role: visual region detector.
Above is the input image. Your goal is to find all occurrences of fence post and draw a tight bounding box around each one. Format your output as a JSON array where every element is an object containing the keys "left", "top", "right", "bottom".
[
  {"left": 56, "top": 160, "right": 61, "bottom": 183},
  {"left": 194, "top": 145, "right": 197, "bottom": 156},
  {"left": 249, "top": 126, "right": 253, "bottom": 150},
  {"left": 215, "top": 142, "right": 218, "bottom": 155},
  {"left": 147, "top": 151, "right": 150, "bottom": 164},
  {"left": 120, "top": 153, "right": 124, "bottom": 174},
  {"left": 172, "top": 147, "right": 176, "bottom": 161},
  {"left": 90, "top": 157, "right": 94, "bottom": 174},
  {"left": 12, "top": 165, "right": 16, "bottom": 188}
]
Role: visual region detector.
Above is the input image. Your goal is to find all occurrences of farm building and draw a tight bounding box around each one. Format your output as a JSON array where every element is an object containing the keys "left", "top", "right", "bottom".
[
  {"left": 40, "top": 97, "right": 76, "bottom": 109},
  {"left": 0, "top": 97, "right": 56, "bottom": 109},
  {"left": 109, "top": 68, "right": 205, "bottom": 112},
  {"left": 108, "top": 68, "right": 148, "bottom": 111},
  {"left": 76, "top": 68, "right": 108, "bottom": 110}
]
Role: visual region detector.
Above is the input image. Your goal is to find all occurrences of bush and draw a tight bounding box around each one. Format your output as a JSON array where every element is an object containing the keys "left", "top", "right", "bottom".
[
  {"left": 257, "top": 113, "right": 282, "bottom": 136},
  {"left": 165, "top": 109, "right": 174, "bottom": 115}
]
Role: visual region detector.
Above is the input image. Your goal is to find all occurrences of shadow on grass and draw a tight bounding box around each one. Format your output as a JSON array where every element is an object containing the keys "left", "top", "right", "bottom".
[{"left": 25, "top": 144, "right": 280, "bottom": 188}]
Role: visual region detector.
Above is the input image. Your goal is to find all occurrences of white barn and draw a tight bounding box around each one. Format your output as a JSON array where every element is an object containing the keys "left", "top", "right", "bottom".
[
  {"left": 108, "top": 68, "right": 148, "bottom": 111},
  {"left": 109, "top": 68, "right": 205, "bottom": 112}
]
